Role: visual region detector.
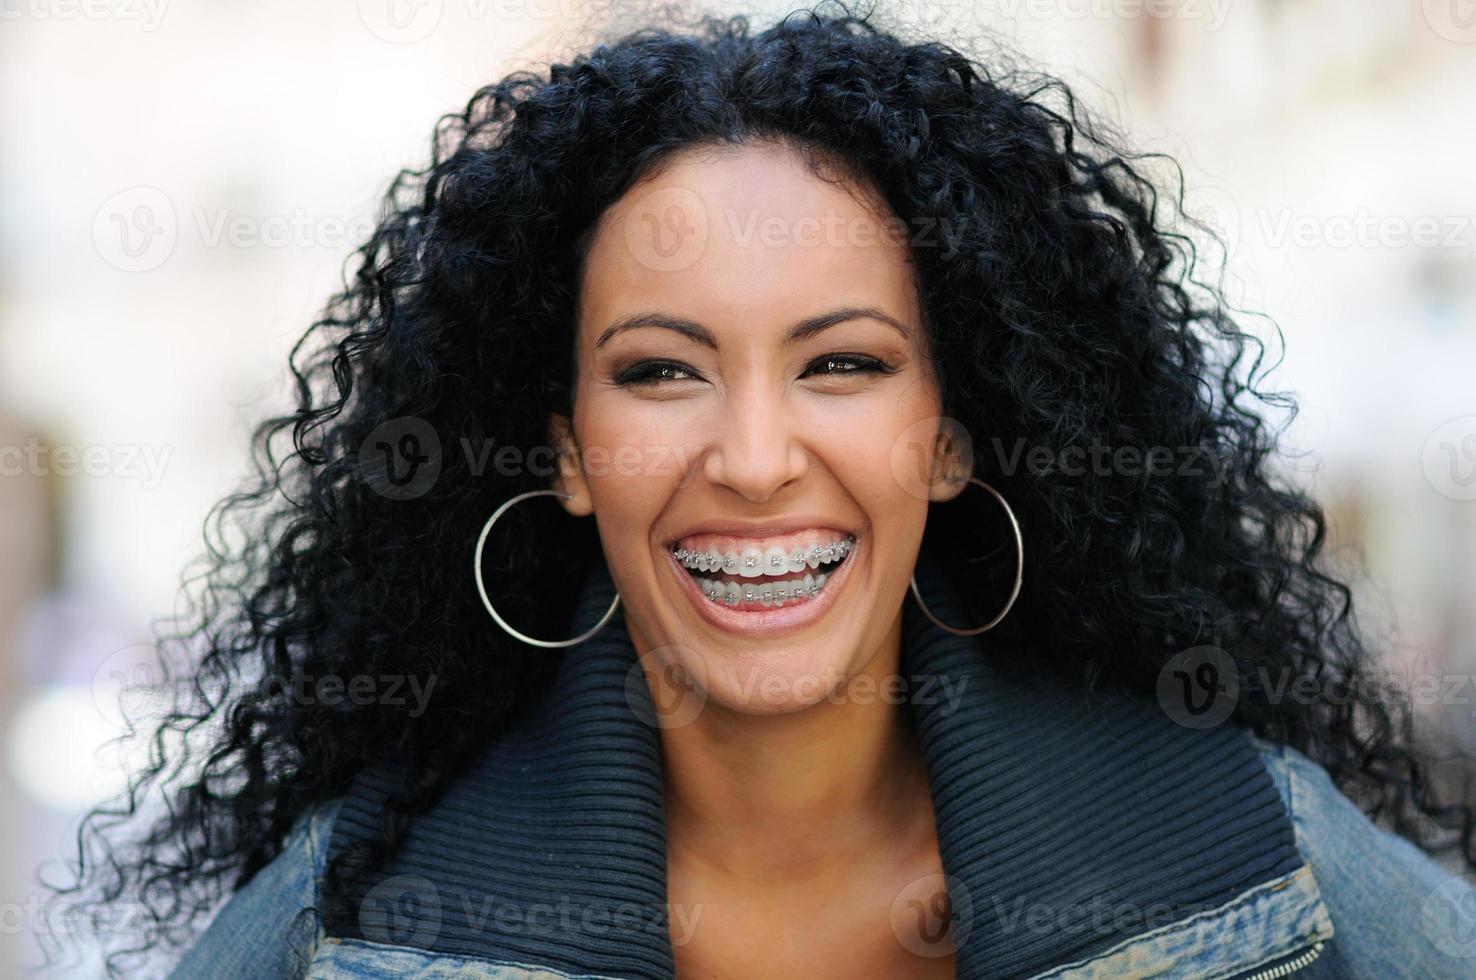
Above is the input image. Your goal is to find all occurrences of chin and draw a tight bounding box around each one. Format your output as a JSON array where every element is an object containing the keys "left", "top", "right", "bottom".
[{"left": 687, "top": 644, "right": 864, "bottom": 716}]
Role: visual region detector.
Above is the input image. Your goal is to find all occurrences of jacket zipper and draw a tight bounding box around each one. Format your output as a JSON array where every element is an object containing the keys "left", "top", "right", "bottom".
[{"left": 1233, "top": 940, "right": 1325, "bottom": 980}]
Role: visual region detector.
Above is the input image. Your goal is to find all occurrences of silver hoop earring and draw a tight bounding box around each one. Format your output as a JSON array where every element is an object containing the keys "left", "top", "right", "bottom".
[
  {"left": 473, "top": 488, "right": 621, "bottom": 648},
  {"left": 909, "top": 477, "right": 1024, "bottom": 637}
]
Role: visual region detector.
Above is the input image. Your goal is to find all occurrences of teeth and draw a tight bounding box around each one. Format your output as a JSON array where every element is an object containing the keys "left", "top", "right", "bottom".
[
  {"left": 765, "top": 546, "right": 788, "bottom": 575},
  {"left": 739, "top": 547, "right": 764, "bottom": 578},
  {"left": 674, "top": 535, "right": 853, "bottom": 577},
  {"left": 694, "top": 571, "right": 831, "bottom": 607}
]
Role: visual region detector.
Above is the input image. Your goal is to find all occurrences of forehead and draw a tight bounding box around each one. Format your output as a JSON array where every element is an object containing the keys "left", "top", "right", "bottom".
[{"left": 576, "top": 142, "right": 920, "bottom": 345}]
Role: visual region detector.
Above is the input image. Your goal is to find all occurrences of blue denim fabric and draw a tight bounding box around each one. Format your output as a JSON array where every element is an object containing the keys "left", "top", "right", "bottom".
[
  {"left": 167, "top": 799, "right": 586, "bottom": 979},
  {"left": 1248, "top": 735, "right": 1476, "bottom": 979},
  {"left": 1030, "top": 862, "right": 1332, "bottom": 979},
  {"left": 305, "top": 940, "right": 614, "bottom": 978},
  {"left": 170, "top": 799, "right": 343, "bottom": 979},
  {"left": 169, "top": 738, "right": 1476, "bottom": 978}
]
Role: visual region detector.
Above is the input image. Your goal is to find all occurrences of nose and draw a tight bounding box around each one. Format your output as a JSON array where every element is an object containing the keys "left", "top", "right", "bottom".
[{"left": 702, "top": 384, "right": 809, "bottom": 502}]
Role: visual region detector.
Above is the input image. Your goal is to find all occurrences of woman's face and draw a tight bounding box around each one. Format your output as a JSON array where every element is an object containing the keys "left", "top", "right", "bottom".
[{"left": 551, "top": 141, "right": 963, "bottom": 715}]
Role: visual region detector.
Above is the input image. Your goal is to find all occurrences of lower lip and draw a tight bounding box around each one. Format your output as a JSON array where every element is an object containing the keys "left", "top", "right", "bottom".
[{"left": 664, "top": 538, "right": 861, "bottom": 638}]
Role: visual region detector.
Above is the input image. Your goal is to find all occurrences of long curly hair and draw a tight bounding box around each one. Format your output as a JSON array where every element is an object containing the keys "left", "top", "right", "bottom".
[{"left": 44, "top": 2, "right": 1476, "bottom": 974}]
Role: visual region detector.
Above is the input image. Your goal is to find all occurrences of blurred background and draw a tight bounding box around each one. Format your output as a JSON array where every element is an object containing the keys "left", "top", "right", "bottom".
[{"left": 2, "top": 0, "right": 1474, "bottom": 973}]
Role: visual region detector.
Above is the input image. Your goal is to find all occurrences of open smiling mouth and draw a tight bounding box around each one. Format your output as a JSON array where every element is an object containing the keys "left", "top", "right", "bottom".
[{"left": 668, "top": 535, "right": 856, "bottom": 610}]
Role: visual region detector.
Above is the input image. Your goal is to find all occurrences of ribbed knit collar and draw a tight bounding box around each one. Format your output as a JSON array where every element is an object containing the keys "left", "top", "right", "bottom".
[{"left": 329, "top": 551, "right": 1305, "bottom": 978}]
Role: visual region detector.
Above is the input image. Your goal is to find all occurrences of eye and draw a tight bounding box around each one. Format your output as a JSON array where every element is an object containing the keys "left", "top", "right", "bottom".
[
  {"left": 614, "top": 359, "right": 702, "bottom": 387},
  {"left": 802, "top": 353, "right": 893, "bottom": 379},
  {"left": 613, "top": 353, "right": 894, "bottom": 388}
]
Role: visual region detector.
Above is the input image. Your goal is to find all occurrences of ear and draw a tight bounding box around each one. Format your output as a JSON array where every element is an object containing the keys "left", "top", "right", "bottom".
[
  {"left": 547, "top": 412, "right": 594, "bottom": 517},
  {"left": 926, "top": 424, "right": 973, "bottom": 504}
]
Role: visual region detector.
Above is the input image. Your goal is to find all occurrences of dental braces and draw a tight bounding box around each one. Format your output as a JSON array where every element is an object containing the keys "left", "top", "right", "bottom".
[{"left": 673, "top": 537, "right": 853, "bottom": 575}]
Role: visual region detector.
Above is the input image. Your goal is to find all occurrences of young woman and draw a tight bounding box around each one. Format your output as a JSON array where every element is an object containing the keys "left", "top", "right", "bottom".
[{"left": 50, "top": 5, "right": 1476, "bottom": 978}]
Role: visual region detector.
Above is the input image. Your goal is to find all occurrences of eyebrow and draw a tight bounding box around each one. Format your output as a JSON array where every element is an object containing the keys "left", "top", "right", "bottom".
[{"left": 593, "top": 305, "right": 911, "bottom": 350}]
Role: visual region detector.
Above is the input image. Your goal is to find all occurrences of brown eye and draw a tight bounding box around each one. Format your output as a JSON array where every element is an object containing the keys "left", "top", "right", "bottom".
[
  {"left": 615, "top": 360, "right": 701, "bottom": 387},
  {"left": 803, "top": 353, "right": 890, "bottom": 378}
]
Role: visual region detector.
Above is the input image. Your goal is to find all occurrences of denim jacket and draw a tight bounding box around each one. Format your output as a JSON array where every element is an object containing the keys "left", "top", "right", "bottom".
[{"left": 170, "top": 556, "right": 1476, "bottom": 979}]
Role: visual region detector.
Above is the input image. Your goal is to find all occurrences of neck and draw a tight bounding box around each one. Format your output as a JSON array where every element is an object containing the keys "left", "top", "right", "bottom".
[{"left": 648, "top": 611, "right": 932, "bottom": 883}]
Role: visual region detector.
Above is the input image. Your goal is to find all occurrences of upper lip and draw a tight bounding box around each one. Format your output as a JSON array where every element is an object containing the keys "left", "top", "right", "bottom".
[{"left": 664, "top": 517, "right": 857, "bottom": 546}]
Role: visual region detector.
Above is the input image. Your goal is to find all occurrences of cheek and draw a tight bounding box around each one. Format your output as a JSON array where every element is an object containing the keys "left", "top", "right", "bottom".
[
  {"left": 816, "top": 399, "right": 934, "bottom": 529},
  {"left": 576, "top": 401, "right": 694, "bottom": 533}
]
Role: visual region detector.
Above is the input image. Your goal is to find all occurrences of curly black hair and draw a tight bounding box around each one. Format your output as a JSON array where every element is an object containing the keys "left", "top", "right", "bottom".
[{"left": 42, "top": 2, "right": 1476, "bottom": 974}]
